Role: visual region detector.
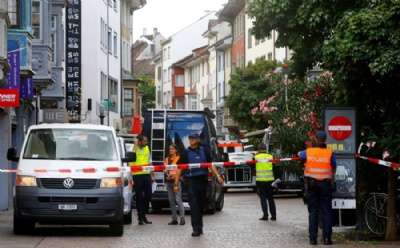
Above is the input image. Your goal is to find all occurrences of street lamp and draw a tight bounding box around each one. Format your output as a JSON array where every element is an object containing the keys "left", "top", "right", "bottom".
[
  {"left": 97, "top": 101, "right": 107, "bottom": 125},
  {"left": 99, "top": 105, "right": 105, "bottom": 125}
]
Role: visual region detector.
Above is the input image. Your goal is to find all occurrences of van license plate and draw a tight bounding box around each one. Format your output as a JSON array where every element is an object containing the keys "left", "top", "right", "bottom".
[
  {"left": 58, "top": 204, "right": 77, "bottom": 210},
  {"left": 156, "top": 186, "right": 167, "bottom": 191}
]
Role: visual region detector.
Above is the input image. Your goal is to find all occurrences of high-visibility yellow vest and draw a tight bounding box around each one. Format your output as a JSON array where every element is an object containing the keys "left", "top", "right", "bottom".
[
  {"left": 255, "top": 153, "right": 274, "bottom": 182},
  {"left": 304, "top": 148, "right": 333, "bottom": 180},
  {"left": 130, "top": 146, "right": 150, "bottom": 175}
]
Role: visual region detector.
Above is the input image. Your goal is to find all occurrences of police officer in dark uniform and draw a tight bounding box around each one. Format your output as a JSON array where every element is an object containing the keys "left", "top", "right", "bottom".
[
  {"left": 298, "top": 130, "right": 336, "bottom": 245},
  {"left": 173, "top": 132, "right": 224, "bottom": 237}
]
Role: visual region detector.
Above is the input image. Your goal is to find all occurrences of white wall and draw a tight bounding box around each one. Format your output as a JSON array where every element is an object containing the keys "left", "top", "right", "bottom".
[{"left": 81, "top": 0, "right": 121, "bottom": 125}]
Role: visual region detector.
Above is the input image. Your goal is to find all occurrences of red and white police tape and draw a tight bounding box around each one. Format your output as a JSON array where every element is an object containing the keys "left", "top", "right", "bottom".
[
  {"left": 0, "top": 157, "right": 301, "bottom": 174},
  {"left": 355, "top": 153, "right": 400, "bottom": 170}
]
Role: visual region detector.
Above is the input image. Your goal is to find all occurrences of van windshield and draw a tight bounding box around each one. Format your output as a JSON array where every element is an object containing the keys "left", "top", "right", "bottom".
[{"left": 23, "top": 128, "right": 118, "bottom": 161}]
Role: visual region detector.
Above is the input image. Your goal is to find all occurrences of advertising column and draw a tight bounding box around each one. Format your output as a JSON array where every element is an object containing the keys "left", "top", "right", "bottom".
[{"left": 324, "top": 106, "right": 356, "bottom": 227}]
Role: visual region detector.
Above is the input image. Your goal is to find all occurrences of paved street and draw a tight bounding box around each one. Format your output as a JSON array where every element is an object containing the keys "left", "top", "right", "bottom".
[{"left": 0, "top": 190, "right": 345, "bottom": 248}]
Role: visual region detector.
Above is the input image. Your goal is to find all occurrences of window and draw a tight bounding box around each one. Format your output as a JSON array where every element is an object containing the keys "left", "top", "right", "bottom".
[
  {"left": 268, "top": 52, "right": 273, "bottom": 61},
  {"left": 157, "top": 66, "right": 161, "bottom": 80},
  {"left": 176, "top": 75, "right": 184, "bottom": 87},
  {"left": 113, "top": 32, "right": 117, "bottom": 55},
  {"left": 108, "top": 28, "right": 112, "bottom": 53},
  {"left": 50, "top": 15, "right": 57, "bottom": 64},
  {"left": 108, "top": 78, "right": 118, "bottom": 112},
  {"left": 189, "top": 95, "right": 197, "bottom": 110},
  {"left": 32, "top": 0, "right": 41, "bottom": 39},
  {"left": 218, "top": 53, "right": 224, "bottom": 72},
  {"left": 100, "top": 19, "right": 103, "bottom": 46},
  {"left": 8, "top": 0, "right": 20, "bottom": 28},
  {"left": 247, "top": 28, "right": 252, "bottom": 48},
  {"left": 101, "top": 72, "right": 107, "bottom": 101},
  {"left": 123, "top": 89, "right": 133, "bottom": 116},
  {"left": 157, "top": 90, "right": 161, "bottom": 104}
]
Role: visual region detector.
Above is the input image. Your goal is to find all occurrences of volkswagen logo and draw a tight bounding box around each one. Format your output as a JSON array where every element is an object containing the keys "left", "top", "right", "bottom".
[{"left": 63, "top": 178, "right": 74, "bottom": 189}]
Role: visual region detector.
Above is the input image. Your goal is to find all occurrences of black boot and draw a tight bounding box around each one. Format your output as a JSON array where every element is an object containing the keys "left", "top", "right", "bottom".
[
  {"left": 323, "top": 238, "right": 332, "bottom": 245},
  {"left": 309, "top": 238, "right": 317, "bottom": 245}
]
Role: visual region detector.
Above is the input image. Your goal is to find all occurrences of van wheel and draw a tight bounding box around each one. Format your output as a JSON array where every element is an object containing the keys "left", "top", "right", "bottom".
[
  {"left": 109, "top": 218, "right": 124, "bottom": 236},
  {"left": 14, "top": 215, "right": 34, "bottom": 235},
  {"left": 123, "top": 209, "right": 132, "bottom": 224},
  {"left": 216, "top": 190, "right": 224, "bottom": 211}
]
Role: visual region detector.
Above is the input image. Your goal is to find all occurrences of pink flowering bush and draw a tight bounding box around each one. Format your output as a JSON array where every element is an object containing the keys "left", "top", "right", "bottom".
[{"left": 251, "top": 69, "right": 335, "bottom": 154}]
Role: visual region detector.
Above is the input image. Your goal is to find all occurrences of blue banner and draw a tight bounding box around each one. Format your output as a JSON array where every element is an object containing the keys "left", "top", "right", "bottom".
[
  {"left": 6, "top": 51, "right": 20, "bottom": 89},
  {"left": 20, "top": 77, "right": 34, "bottom": 99}
]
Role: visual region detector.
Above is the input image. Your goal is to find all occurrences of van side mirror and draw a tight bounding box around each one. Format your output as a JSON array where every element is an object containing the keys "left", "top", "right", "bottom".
[
  {"left": 7, "top": 148, "right": 19, "bottom": 162},
  {"left": 122, "top": 151, "right": 136, "bottom": 163}
]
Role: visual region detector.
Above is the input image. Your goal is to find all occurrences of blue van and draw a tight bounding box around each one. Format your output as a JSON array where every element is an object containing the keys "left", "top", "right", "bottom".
[{"left": 141, "top": 108, "right": 224, "bottom": 214}]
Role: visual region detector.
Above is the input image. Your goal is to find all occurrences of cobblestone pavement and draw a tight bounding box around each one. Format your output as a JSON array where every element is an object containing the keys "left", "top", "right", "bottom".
[{"left": 0, "top": 190, "right": 396, "bottom": 248}]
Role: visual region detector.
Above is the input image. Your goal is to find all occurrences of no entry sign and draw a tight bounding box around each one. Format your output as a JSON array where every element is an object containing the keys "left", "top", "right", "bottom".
[{"left": 328, "top": 116, "right": 352, "bottom": 141}]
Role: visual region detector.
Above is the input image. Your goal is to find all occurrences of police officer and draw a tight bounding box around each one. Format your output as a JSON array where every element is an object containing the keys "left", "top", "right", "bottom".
[
  {"left": 130, "top": 134, "right": 154, "bottom": 225},
  {"left": 298, "top": 130, "right": 336, "bottom": 245},
  {"left": 255, "top": 142, "right": 276, "bottom": 221},
  {"left": 173, "top": 132, "right": 224, "bottom": 237}
]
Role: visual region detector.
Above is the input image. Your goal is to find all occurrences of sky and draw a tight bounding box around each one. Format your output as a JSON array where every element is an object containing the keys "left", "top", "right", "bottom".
[{"left": 132, "top": 0, "right": 228, "bottom": 41}]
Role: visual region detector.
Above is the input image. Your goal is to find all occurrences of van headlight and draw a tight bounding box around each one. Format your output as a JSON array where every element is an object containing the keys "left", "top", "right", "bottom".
[
  {"left": 16, "top": 176, "right": 37, "bottom": 186},
  {"left": 100, "top": 178, "right": 122, "bottom": 187}
]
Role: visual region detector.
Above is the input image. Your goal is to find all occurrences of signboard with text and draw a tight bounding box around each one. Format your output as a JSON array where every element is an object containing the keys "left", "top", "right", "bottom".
[
  {"left": 324, "top": 106, "right": 356, "bottom": 155},
  {"left": 0, "top": 89, "right": 20, "bottom": 107},
  {"left": 65, "top": 0, "right": 81, "bottom": 123},
  {"left": 20, "top": 78, "right": 34, "bottom": 99},
  {"left": 6, "top": 51, "right": 20, "bottom": 89}
]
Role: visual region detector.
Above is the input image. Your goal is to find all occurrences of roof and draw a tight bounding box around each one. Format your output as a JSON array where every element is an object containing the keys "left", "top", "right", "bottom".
[{"left": 29, "top": 123, "right": 114, "bottom": 131}]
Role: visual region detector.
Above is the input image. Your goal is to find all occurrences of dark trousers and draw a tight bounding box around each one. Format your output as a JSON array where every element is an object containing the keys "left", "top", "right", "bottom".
[
  {"left": 307, "top": 179, "right": 332, "bottom": 239},
  {"left": 186, "top": 178, "right": 207, "bottom": 231},
  {"left": 132, "top": 174, "right": 152, "bottom": 220},
  {"left": 256, "top": 181, "right": 276, "bottom": 218}
]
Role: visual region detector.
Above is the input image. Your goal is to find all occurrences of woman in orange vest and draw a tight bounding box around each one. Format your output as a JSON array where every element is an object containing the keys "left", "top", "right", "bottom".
[{"left": 165, "top": 143, "right": 185, "bottom": 225}]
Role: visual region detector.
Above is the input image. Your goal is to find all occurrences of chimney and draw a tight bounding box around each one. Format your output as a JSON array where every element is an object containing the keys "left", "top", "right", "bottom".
[
  {"left": 153, "top": 28, "right": 158, "bottom": 37},
  {"left": 143, "top": 28, "right": 147, "bottom": 36}
]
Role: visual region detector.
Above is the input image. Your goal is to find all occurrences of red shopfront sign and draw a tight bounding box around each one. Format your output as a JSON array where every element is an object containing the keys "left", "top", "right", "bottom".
[{"left": 0, "top": 89, "right": 20, "bottom": 107}]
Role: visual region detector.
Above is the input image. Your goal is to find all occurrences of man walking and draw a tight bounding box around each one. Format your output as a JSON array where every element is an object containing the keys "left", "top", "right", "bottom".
[
  {"left": 298, "top": 130, "right": 336, "bottom": 245},
  {"left": 130, "top": 134, "right": 154, "bottom": 225},
  {"left": 173, "top": 132, "right": 224, "bottom": 237}
]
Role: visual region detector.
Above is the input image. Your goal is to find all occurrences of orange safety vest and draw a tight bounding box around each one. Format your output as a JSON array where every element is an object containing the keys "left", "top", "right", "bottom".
[
  {"left": 304, "top": 148, "right": 333, "bottom": 180},
  {"left": 164, "top": 156, "right": 180, "bottom": 177}
]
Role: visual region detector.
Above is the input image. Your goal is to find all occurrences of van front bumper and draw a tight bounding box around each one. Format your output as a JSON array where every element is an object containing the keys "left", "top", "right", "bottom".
[{"left": 14, "top": 187, "right": 124, "bottom": 225}]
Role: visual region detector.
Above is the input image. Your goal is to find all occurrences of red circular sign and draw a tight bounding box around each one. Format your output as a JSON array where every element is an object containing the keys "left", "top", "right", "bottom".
[{"left": 328, "top": 116, "right": 352, "bottom": 141}]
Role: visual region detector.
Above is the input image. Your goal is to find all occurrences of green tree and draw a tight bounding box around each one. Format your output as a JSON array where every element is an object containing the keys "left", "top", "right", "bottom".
[
  {"left": 226, "top": 59, "right": 278, "bottom": 132},
  {"left": 137, "top": 74, "right": 155, "bottom": 109},
  {"left": 247, "top": 0, "right": 400, "bottom": 240}
]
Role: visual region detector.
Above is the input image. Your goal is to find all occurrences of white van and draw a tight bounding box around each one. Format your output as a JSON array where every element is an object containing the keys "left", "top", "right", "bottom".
[{"left": 7, "top": 123, "right": 136, "bottom": 236}]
